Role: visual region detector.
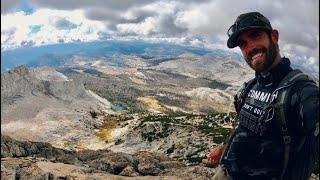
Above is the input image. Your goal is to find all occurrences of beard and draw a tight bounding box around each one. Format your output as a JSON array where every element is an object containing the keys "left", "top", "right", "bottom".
[{"left": 245, "top": 41, "right": 278, "bottom": 73}]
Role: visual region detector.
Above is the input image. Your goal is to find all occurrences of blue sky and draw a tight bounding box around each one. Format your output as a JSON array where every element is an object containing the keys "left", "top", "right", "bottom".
[{"left": 1, "top": 0, "right": 319, "bottom": 73}]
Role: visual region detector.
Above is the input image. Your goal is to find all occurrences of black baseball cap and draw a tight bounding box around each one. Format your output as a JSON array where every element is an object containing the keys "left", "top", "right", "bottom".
[{"left": 227, "top": 12, "right": 272, "bottom": 48}]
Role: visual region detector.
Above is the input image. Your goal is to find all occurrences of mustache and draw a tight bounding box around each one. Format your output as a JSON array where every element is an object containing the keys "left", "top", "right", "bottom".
[{"left": 248, "top": 48, "right": 266, "bottom": 60}]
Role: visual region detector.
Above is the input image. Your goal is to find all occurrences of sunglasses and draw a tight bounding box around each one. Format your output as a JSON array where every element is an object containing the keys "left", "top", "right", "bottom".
[{"left": 227, "top": 14, "right": 271, "bottom": 37}]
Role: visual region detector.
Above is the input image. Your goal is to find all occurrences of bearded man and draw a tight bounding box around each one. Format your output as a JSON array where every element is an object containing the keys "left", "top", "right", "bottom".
[{"left": 208, "top": 12, "right": 319, "bottom": 180}]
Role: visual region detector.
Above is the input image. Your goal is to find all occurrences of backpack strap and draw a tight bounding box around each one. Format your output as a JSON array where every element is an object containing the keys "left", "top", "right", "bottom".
[
  {"left": 234, "top": 78, "right": 257, "bottom": 115},
  {"left": 269, "top": 69, "right": 315, "bottom": 179}
]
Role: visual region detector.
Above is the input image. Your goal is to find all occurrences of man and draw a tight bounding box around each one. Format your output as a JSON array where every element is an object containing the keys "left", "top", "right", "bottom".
[{"left": 208, "top": 12, "right": 319, "bottom": 180}]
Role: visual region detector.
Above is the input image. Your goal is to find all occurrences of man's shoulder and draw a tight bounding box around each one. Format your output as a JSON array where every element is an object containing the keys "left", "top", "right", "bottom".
[
  {"left": 288, "top": 69, "right": 318, "bottom": 94},
  {"left": 286, "top": 70, "right": 319, "bottom": 119},
  {"left": 279, "top": 69, "right": 317, "bottom": 92}
]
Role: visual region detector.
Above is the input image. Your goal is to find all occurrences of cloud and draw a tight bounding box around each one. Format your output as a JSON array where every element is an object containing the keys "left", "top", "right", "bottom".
[
  {"left": 1, "top": 0, "right": 318, "bottom": 73},
  {"left": 52, "top": 17, "right": 78, "bottom": 30},
  {"left": 121, "top": 8, "right": 156, "bottom": 22},
  {"left": 1, "top": 0, "right": 20, "bottom": 14},
  {"left": 117, "top": 17, "right": 158, "bottom": 36},
  {"left": 158, "top": 14, "right": 188, "bottom": 36},
  {"left": 115, "top": 1, "right": 187, "bottom": 36},
  {"left": 85, "top": 8, "right": 121, "bottom": 22},
  {"left": 282, "top": 43, "right": 319, "bottom": 73},
  {"left": 30, "top": 0, "right": 159, "bottom": 12},
  {"left": 1, "top": 9, "right": 107, "bottom": 50}
]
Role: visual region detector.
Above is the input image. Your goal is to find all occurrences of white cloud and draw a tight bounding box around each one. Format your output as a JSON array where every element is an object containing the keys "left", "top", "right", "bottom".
[
  {"left": 1, "top": 8, "right": 107, "bottom": 50},
  {"left": 282, "top": 43, "right": 319, "bottom": 73},
  {"left": 175, "top": 8, "right": 210, "bottom": 33},
  {"left": 140, "top": 1, "right": 177, "bottom": 15},
  {"left": 117, "top": 17, "right": 158, "bottom": 36},
  {"left": 116, "top": 1, "right": 187, "bottom": 36}
]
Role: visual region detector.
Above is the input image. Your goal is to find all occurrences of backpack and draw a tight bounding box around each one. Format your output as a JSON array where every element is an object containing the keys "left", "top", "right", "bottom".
[{"left": 233, "top": 69, "right": 317, "bottom": 179}]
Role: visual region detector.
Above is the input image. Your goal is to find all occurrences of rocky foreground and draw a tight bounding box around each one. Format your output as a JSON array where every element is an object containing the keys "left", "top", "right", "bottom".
[
  {"left": 3, "top": 134, "right": 318, "bottom": 180},
  {"left": 1, "top": 135, "right": 218, "bottom": 179}
]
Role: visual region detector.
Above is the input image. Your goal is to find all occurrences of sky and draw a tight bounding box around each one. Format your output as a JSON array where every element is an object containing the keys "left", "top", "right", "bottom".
[{"left": 1, "top": 0, "right": 319, "bottom": 73}]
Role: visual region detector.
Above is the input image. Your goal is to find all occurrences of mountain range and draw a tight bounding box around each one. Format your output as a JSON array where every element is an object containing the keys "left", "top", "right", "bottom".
[
  {"left": 1, "top": 40, "right": 243, "bottom": 73},
  {"left": 2, "top": 40, "right": 318, "bottom": 80}
]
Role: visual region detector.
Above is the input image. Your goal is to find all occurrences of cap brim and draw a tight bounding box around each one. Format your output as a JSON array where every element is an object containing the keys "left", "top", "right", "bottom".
[{"left": 227, "top": 26, "right": 271, "bottom": 48}]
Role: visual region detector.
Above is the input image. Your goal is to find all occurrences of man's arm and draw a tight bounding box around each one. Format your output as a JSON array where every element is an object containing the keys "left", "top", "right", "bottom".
[
  {"left": 207, "top": 91, "right": 241, "bottom": 165},
  {"left": 299, "top": 83, "right": 319, "bottom": 134},
  {"left": 207, "top": 128, "right": 237, "bottom": 165},
  {"left": 290, "top": 83, "right": 319, "bottom": 179}
]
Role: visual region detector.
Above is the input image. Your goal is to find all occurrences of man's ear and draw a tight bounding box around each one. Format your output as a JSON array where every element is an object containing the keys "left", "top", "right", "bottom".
[{"left": 271, "top": 29, "right": 279, "bottom": 43}]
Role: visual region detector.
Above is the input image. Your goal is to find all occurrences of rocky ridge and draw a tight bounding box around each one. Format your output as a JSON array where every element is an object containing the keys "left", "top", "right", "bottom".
[
  {"left": 1, "top": 135, "right": 216, "bottom": 179},
  {"left": 1, "top": 65, "right": 114, "bottom": 150},
  {"left": 151, "top": 57, "right": 254, "bottom": 86}
]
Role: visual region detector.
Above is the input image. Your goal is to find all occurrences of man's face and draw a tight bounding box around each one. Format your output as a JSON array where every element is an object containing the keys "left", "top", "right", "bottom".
[{"left": 237, "top": 29, "right": 278, "bottom": 72}]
